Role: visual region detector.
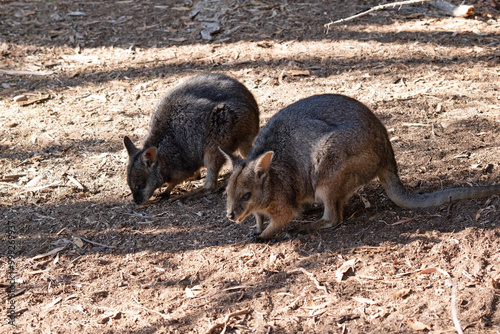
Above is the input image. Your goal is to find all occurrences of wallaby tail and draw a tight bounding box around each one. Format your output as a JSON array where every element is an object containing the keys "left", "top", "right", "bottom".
[{"left": 378, "top": 167, "right": 500, "bottom": 209}]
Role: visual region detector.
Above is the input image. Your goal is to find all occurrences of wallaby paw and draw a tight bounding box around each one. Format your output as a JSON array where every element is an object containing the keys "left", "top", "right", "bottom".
[{"left": 157, "top": 191, "right": 170, "bottom": 201}]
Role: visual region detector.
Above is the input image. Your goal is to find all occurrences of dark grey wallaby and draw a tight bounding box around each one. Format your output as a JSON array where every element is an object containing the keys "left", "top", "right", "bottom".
[
  {"left": 221, "top": 94, "right": 500, "bottom": 239},
  {"left": 124, "top": 73, "right": 259, "bottom": 205}
]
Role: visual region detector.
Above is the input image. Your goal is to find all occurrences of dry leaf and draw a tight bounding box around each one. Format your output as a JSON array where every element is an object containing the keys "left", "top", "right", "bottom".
[
  {"left": 407, "top": 320, "right": 430, "bottom": 331},
  {"left": 13, "top": 94, "right": 28, "bottom": 102},
  {"left": 18, "top": 94, "right": 51, "bottom": 106},
  {"left": 45, "top": 297, "right": 62, "bottom": 309},
  {"left": 492, "top": 278, "right": 499, "bottom": 289},
  {"left": 185, "top": 287, "right": 195, "bottom": 298},
  {"left": 185, "top": 285, "right": 204, "bottom": 298},
  {"left": 25, "top": 175, "right": 43, "bottom": 188},
  {"left": 359, "top": 194, "right": 371, "bottom": 208},
  {"left": 99, "top": 311, "right": 122, "bottom": 324},
  {"left": 390, "top": 288, "right": 411, "bottom": 299},
  {"left": 73, "top": 236, "right": 84, "bottom": 248},
  {"left": 67, "top": 175, "right": 85, "bottom": 189},
  {"left": 2, "top": 174, "right": 25, "bottom": 182},
  {"left": 412, "top": 267, "right": 450, "bottom": 278},
  {"left": 415, "top": 268, "right": 437, "bottom": 275},
  {"left": 335, "top": 259, "right": 356, "bottom": 282}
]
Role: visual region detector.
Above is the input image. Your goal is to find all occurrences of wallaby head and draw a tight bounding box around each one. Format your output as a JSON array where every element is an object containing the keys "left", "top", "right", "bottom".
[
  {"left": 220, "top": 147, "right": 274, "bottom": 223},
  {"left": 124, "top": 136, "right": 164, "bottom": 205}
]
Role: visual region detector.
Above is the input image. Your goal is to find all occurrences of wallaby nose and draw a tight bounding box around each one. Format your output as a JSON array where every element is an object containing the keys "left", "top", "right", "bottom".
[
  {"left": 133, "top": 195, "right": 144, "bottom": 205},
  {"left": 227, "top": 211, "right": 235, "bottom": 220}
]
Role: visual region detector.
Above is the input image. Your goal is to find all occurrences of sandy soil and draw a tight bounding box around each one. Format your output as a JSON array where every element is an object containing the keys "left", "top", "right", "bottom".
[{"left": 1, "top": 0, "right": 500, "bottom": 333}]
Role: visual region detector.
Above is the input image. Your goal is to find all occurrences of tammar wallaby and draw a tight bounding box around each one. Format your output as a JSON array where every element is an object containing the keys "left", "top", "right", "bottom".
[
  {"left": 221, "top": 94, "right": 500, "bottom": 239},
  {"left": 124, "top": 73, "right": 259, "bottom": 205}
]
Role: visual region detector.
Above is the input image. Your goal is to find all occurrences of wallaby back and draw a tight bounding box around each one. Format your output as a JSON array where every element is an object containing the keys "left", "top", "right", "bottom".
[
  {"left": 124, "top": 73, "right": 259, "bottom": 205},
  {"left": 222, "top": 94, "right": 500, "bottom": 239}
]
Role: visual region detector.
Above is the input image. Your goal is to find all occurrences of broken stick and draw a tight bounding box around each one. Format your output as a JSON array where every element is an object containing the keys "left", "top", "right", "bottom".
[
  {"left": 325, "top": 0, "right": 437, "bottom": 28},
  {"left": 325, "top": 0, "right": 474, "bottom": 28}
]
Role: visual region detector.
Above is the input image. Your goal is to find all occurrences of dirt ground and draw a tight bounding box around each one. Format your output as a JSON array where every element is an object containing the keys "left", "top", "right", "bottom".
[{"left": 1, "top": 0, "right": 500, "bottom": 333}]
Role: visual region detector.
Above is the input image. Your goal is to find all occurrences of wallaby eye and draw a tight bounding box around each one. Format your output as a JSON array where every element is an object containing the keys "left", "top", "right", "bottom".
[
  {"left": 138, "top": 182, "right": 146, "bottom": 190},
  {"left": 241, "top": 192, "right": 251, "bottom": 201}
]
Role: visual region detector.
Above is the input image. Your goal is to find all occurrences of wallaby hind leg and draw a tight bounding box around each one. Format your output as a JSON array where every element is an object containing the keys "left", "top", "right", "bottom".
[
  {"left": 289, "top": 184, "right": 344, "bottom": 237},
  {"left": 170, "top": 153, "right": 225, "bottom": 203},
  {"left": 258, "top": 210, "right": 297, "bottom": 240}
]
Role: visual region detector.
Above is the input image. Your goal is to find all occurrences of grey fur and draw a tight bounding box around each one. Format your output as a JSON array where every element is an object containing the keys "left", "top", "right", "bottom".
[
  {"left": 222, "top": 94, "right": 500, "bottom": 239},
  {"left": 124, "top": 73, "right": 259, "bottom": 205}
]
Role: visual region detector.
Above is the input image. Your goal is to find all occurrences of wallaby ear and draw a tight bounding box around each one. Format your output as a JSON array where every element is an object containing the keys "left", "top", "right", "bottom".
[
  {"left": 255, "top": 151, "right": 274, "bottom": 176},
  {"left": 123, "top": 136, "right": 138, "bottom": 156},
  {"left": 219, "top": 147, "right": 241, "bottom": 170},
  {"left": 141, "top": 147, "right": 157, "bottom": 166}
]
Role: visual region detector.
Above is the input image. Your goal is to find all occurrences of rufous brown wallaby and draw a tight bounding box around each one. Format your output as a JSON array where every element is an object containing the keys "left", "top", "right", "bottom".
[
  {"left": 124, "top": 73, "right": 259, "bottom": 205},
  {"left": 221, "top": 94, "right": 500, "bottom": 239}
]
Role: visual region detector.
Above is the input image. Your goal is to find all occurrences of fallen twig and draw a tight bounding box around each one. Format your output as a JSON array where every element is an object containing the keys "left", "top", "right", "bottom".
[
  {"left": 22, "top": 180, "right": 62, "bottom": 193},
  {"left": 207, "top": 308, "right": 251, "bottom": 334},
  {"left": 31, "top": 246, "right": 67, "bottom": 261},
  {"left": 325, "top": 0, "right": 436, "bottom": 28},
  {"left": 0, "top": 68, "right": 53, "bottom": 76},
  {"left": 451, "top": 279, "right": 464, "bottom": 334},
  {"left": 57, "top": 228, "right": 115, "bottom": 249},
  {"left": 391, "top": 214, "right": 441, "bottom": 226}
]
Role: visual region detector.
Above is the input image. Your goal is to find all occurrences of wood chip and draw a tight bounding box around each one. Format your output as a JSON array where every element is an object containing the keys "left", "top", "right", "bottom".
[
  {"left": 390, "top": 288, "right": 411, "bottom": 299},
  {"left": 491, "top": 278, "right": 499, "bottom": 289},
  {"left": 335, "top": 259, "right": 357, "bottom": 282},
  {"left": 31, "top": 246, "right": 66, "bottom": 261},
  {"left": 185, "top": 285, "right": 204, "bottom": 298},
  {"left": 99, "top": 311, "right": 122, "bottom": 324},
  {"left": 44, "top": 297, "right": 62, "bottom": 310},
  {"left": 407, "top": 320, "right": 431, "bottom": 331},
  {"left": 67, "top": 175, "right": 85, "bottom": 190},
  {"left": 2, "top": 174, "right": 25, "bottom": 182},
  {"left": 17, "top": 94, "right": 52, "bottom": 106},
  {"left": 73, "top": 236, "right": 84, "bottom": 248},
  {"left": 290, "top": 70, "right": 310, "bottom": 76},
  {"left": 412, "top": 267, "right": 451, "bottom": 278},
  {"left": 0, "top": 69, "right": 53, "bottom": 76}
]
